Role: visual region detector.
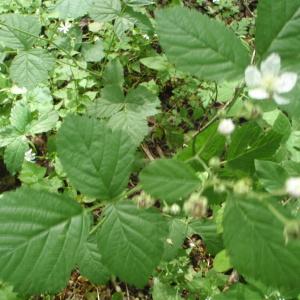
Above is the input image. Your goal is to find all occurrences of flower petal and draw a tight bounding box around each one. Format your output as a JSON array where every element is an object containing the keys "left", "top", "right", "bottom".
[
  {"left": 245, "top": 66, "right": 261, "bottom": 88},
  {"left": 273, "top": 93, "right": 290, "bottom": 105},
  {"left": 276, "top": 72, "right": 298, "bottom": 93},
  {"left": 248, "top": 88, "right": 269, "bottom": 100},
  {"left": 261, "top": 53, "right": 281, "bottom": 76}
]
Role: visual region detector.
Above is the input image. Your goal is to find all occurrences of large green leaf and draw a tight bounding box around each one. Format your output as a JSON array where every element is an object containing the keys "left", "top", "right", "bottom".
[
  {"left": 98, "top": 202, "right": 168, "bottom": 287},
  {"left": 54, "top": 0, "right": 90, "bottom": 19},
  {"left": 223, "top": 195, "right": 300, "bottom": 296},
  {"left": 255, "top": 160, "right": 288, "bottom": 192},
  {"left": 156, "top": 7, "right": 250, "bottom": 81},
  {"left": 256, "top": 0, "right": 300, "bottom": 61},
  {"left": 4, "top": 138, "right": 29, "bottom": 175},
  {"left": 0, "top": 14, "right": 41, "bottom": 49},
  {"left": 56, "top": 115, "right": 136, "bottom": 200},
  {"left": 88, "top": 0, "right": 122, "bottom": 22},
  {"left": 78, "top": 233, "right": 110, "bottom": 284},
  {"left": 140, "top": 159, "right": 200, "bottom": 203},
  {"left": 108, "top": 110, "right": 149, "bottom": 146},
  {"left": 10, "top": 49, "right": 55, "bottom": 90},
  {"left": 0, "top": 187, "right": 90, "bottom": 294}
]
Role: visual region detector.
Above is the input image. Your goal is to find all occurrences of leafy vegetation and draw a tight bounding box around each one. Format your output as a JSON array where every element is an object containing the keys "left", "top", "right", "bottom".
[{"left": 0, "top": 0, "right": 299, "bottom": 299}]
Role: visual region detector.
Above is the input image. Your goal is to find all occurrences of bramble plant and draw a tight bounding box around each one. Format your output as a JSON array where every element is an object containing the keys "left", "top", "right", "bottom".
[{"left": 0, "top": 0, "right": 299, "bottom": 299}]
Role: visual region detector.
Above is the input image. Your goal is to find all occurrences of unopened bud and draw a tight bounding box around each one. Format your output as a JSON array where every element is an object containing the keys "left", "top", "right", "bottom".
[
  {"left": 234, "top": 179, "right": 251, "bottom": 194},
  {"left": 184, "top": 194, "right": 208, "bottom": 218},
  {"left": 169, "top": 203, "right": 181, "bottom": 215},
  {"left": 209, "top": 157, "right": 221, "bottom": 169}
]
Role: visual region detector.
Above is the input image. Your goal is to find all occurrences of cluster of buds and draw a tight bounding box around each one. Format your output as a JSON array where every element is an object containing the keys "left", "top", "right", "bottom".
[{"left": 132, "top": 191, "right": 155, "bottom": 208}]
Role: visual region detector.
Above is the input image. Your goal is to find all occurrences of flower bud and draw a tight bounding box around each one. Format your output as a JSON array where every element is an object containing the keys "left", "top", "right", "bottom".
[
  {"left": 284, "top": 220, "right": 300, "bottom": 243},
  {"left": 218, "top": 119, "right": 235, "bottom": 136},
  {"left": 285, "top": 177, "right": 300, "bottom": 197},
  {"left": 184, "top": 194, "right": 208, "bottom": 218},
  {"left": 132, "top": 191, "right": 154, "bottom": 208},
  {"left": 233, "top": 179, "right": 252, "bottom": 194},
  {"left": 209, "top": 157, "right": 221, "bottom": 169},
  {"left": 169, "top": 203, "right": 181, "bottom": 215}
]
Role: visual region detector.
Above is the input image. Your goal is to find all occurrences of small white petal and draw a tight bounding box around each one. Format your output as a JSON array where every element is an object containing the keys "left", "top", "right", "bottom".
[
  {"left": 286, "top": 177, "right": 300, "bottom": 197},
  {"left": 261, "top": 53, "right": 281, "bottom": 76},
  {"left": 273, "top": 93, "right": 290, "bottom": 105},
  {"left": 248, "top": 88, "right": 269, "bottom": 100},
  {"left": 245, "top": 66, "right": 262, "bottom": 88},
  {"left": 276, "top": 72, "right": 298, "bottom": 94}
]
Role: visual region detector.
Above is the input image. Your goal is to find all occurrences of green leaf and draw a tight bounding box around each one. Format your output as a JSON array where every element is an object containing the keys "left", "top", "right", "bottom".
[
  {"left": 0, "top": 127, "right": 21, "bottom": 148},
  {"left": 0, "top": 14, "right": 41, "bottom": 49},
  {"left": 156, "top": 7, "right": 249, "bottom": 81},
  {"left": 4, "top": 139, "right": 29, "bottom": 175},
  {"left": 213, "top": 284, "right": 262, "bottom": 300},
  {"left": 152, "top": 278, "right": 182, "bottom": 300},
  {"left": 140, "top": 159, "right": 200, "bottom": 203},
  {"left": 10, "top": 101, "right": 31, "bottom": 134},
  {"left": 140, "top": 55, "right": 170, "bottom": 71},
  {"left": 57, "top": 115, "right": 136, "bottom": 199},
  {"left": 188, "top": 220, "right": 223, "bottom": 255},
  {"left": 19, "top": 161, "right": 47, "bottom": 185},
  {"left": 29, "top": 111, "right": 59, "bottom": 134},
  {"left": 213, "top": 250, "right": 232, "bottom": 273},
  {"left": 162, "top": 218, "right": 188, "bottom": 261},
  {"left": 124, "top": 0, "right": 154, "bottom": 6},
  {"left": 107, "top": 110, "right": 149, "bottom": 146},
  {"left": 88, "top": 0, "right": 122, "bottom": 22},
  {"left": 0, "top": 187, "right": 90, "bottom": 294},
  {"left": 225, "top": 122, "right": 282, "bottom": 175},
  {"left": 223, "top": 195, "right": 300, "bottom": 296},
  {"left": 78, "top": 233, "right": 110, "bottom": 285},
  {"left": 54, "top": 0, "right": 90, "bottom": 19},
  {"left": 256, "top": 0, "right": 300, "bottom": 61},
  {"left": 176, "top": 123, "right": 225, "bottom": 169},
  {"left": 81, "top": 40, "right": 104, "bottom": 62},
  {"left": 10, "top": 49, "right": 55, "bottom": 90},
  {"left": 0, "top": 282, "right": 19, "bottom": 300},
  {"left": 114, "top": 16, "right": 134, "bottom": 38},
  {"left": 103, "top": 59, "right": 124, "bottom": 87},
  {"left": 255, "top": 160, "right": 288, "bottom": 192},
  {"left": 98, "top": 202, "right": 168, "bottom": 287}
]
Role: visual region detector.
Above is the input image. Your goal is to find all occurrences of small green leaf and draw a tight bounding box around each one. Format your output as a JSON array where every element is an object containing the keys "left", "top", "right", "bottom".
[
  {"left": 103, "top": 59, "right": 124, "bottom": 87},
  {"left": 88, "top": 0, "right": 122, "bottom": 23},
  {"left": 140, "top": 55, "right": 170, "bottom": 71},
  {"left": 140, "top": 159, "right": 200, "bottom": 203},
  {"left": 81, "top": 40, "right": 104, "bottom": 62},
  {"left": 156, "top": 7, "right": 250, "bottom": 81},
  {"left": 213, "top": 250, "right": 232, "bottom": 273},
  {"left": 29, "top": 111, "right": 59, "bottom": 134},
  {"left": 10, "top": 101, "right": 31, "bottom": 134},
  {"left": 57, "top": 115, "right": 136, "bottom": 199},
  {"left": 255, "top": 160, "right": 288, "bottom": 192},
  {"left": 98, "top": 202, "right": 168, "bottom": 287},
  {"left": 213, "top": 284, "right": 262, "bottom": 300},
  {"left": 0, "top": 14, "right": 41, "bottom": 49},
  {"left": 10, "top": 49, "right": 55, "bottom": 90},
  {"left": 0, "top": 187, "right": 90, "bottom": 294},
  {"left": 223, "top": 195, "right": 300, "bottom": 296},
  {"left": 152, "top": 278, "right": 181, "bottom": 300},
  {"left": 0, "top": 127, "right": 21, "bottom": 148},
  {"left": 4, "top": 139, "right": 29, "bottom": 175}
]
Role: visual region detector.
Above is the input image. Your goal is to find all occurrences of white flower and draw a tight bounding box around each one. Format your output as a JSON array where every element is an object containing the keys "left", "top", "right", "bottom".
[
  {"left": 58, "top": 22, "right": 72, "bottom": 34},
  {"left": 24, "top": 149, "right": 36, "bottom": 162},
  {"left": 245, "top": 53, "right": 298, "bottom": 105},
  {"left": 285, "top": 177, "right": 300, "bottom": 197},
  {"left": 11, "top": 85, "right": 27, "bottom": 95},
  {"left": 212, "top": 0, "right": 219, "bottom": 3},
  {"left": 218, "top": 119, "right": 235, "bottom": 135},
  {"left": 142, "top": 34, "right": 150, "bottom": 40}
]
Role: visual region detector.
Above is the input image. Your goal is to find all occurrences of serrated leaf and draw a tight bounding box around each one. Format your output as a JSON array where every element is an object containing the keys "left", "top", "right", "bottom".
[
  {"left": 0, "top": 127, "right": 21, "bottom": 148},
  {"left": 103, "top": 59, "right": 124, "bottom": 87},
  {"left": 4, "top": 138, "right": 29, "bottom": 175},
  {"left": 256, "top": 0, "right": 300, "bottom": 62},
  {"left": 156, "top": 7, "right": 250, "bottom": 81},
  {"left": 29, "top": 111, "right": 59, "bottom": 134},
  {"left": 54, "top": 0, "right": 90, "bottom": 19},
  {"left": 10, "top": 49, "right": 55, "bottom": 90},
  {"left": 140, "top": 159, "right": 200, "bottom": 203},
  {"left": 9, "top": 101, "right": 31, "bottom": 134},
  {"left": 57, "top": 115, "right": 136, "bottom": 199},
  {"left": 0, "top": 187, "right": 90, "bottom": 294},
  {"left": 213, "top": 284, "right": 262, "bottom": 300},
  {"left": 223, "top": 195, "right": 300, "bottom": 296},
  {"left": 152, "top": 278, "right": 182, "bottom": 300},
  {"left": 98, "top": 202, "right": 168, "bottom": 287},
  {"left": 88, "top": 0, "right": 122, "bottom": 23},
  {"left": 0, "top": 14, "right": 41, "bottom": 49},
  {"left": 81, "top": 40, "right": 104, "bottom": 62},
  {"left": 188, "top": 220, "right": 223, "bottom": 255},
  {"left": 108, "top": 110, "right": 149, "bottom": 146},
  {"left": 255, "top": 160, "right": 288, "bottom": 192},
  {"left": 78, "top": 233, "right": 110, "bottom": 284}
]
